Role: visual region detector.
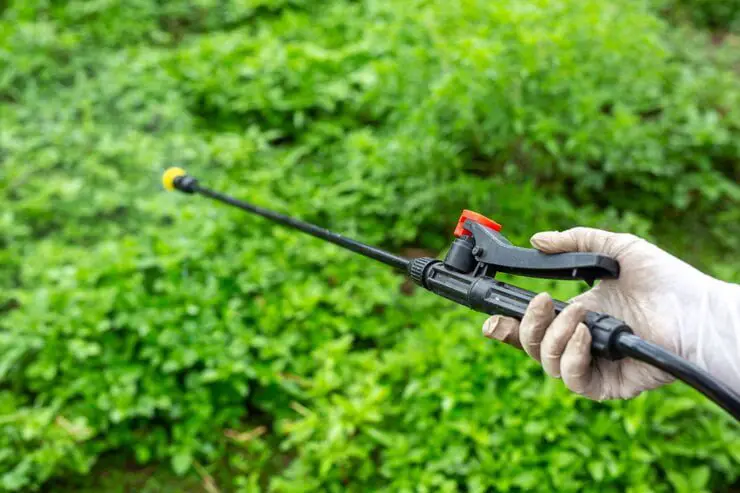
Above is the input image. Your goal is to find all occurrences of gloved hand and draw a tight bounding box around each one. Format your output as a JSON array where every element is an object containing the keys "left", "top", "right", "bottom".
[{"left": 482, "top": 227, "right": 740, "bottom": 400}]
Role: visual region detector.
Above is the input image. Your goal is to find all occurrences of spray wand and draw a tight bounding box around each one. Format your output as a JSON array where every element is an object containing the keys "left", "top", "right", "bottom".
[{"left": 162, "top": 168, "right": 740, "bottom": 422}]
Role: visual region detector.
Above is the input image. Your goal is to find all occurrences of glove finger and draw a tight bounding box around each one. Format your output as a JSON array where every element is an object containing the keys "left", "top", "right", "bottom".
[
  {"left": 530, "top": 227, "right": 624, "bottom": 257},
  {"left": 482, "top": 316, "right": 523, "bottom": 349},
  {"left": 560, "top": 322, "right": 601, "bottom": 399},
  {"left": 540, "top": 302, "right": 586, "bottom": 378},
  {"left": 519, "top": 292, "right": 555, "bottom": 362}
]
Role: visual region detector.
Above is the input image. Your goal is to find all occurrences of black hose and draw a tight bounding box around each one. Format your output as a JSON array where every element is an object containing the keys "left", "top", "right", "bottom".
[{"left": 617, "top": 333, "right": 740, "bottom": 421}]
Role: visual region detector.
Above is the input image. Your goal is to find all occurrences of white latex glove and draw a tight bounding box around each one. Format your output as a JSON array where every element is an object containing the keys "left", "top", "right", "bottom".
[{"left": 482, "top": 227, "right": 740, "bottom": 400}]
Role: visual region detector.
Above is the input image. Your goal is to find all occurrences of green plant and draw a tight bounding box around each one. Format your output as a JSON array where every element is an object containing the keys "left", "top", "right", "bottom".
[
  {"left": 1, "top": 0, "right": 739, "bottom": 491},
  {"left": 654, "top": 0, "right": 740, "bottom": 32}
]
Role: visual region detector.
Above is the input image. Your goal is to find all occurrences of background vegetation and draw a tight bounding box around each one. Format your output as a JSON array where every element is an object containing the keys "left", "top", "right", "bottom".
[{"left": 2, "top": 0, "right": 740, "bottom": 491}]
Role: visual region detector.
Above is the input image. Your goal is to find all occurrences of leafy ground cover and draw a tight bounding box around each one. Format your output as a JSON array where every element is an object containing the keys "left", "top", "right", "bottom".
[{"left": 2, "top": 0, "right": 740, "bottom": 491}]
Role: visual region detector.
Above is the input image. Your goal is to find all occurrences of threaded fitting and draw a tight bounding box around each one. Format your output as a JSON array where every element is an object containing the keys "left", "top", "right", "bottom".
[{"left": 408, "top": 257, "right": 438, "bottom": 287}]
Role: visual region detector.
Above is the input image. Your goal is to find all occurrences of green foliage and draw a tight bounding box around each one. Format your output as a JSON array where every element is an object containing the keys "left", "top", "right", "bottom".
[
  {"left": 1, "top": 0, "right": 739, "bottom": 491},
  {"left": 654, "top": 0, "right": 740, "bottom": 32}
]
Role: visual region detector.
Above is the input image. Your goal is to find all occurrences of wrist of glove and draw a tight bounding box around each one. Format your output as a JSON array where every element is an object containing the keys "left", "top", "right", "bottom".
[{"left": 482, "top": 227, "right": 740, "bottom": 401}]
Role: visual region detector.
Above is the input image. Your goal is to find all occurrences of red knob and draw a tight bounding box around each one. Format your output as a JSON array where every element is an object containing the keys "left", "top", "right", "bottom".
[{"left": 453, "top": 210, "right": 502, "bottom": 238}]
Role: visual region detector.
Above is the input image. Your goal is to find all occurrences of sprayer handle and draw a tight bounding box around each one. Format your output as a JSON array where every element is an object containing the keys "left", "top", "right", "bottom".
[{"left": 409, "top": 258, "right": 631, "bottom": 360}]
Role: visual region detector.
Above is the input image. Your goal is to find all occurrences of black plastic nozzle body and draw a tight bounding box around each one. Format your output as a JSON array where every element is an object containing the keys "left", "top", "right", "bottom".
[
  {"left": 173, "top": 175, "right": 199, "bottom": 194},
  {"left": 408, "top": 257, "right": 631, "bottom": 360}
]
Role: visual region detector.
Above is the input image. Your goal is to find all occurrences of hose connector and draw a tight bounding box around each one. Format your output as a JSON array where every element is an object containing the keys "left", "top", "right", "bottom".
[
  {"left": 584, "top": 312, "right": 633, "bottom": 361},
  {"left": 408, "top": 257, "right": 439, "bottom": 288}
]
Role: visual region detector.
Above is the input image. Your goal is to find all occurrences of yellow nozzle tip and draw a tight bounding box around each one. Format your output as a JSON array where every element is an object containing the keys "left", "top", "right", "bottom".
[{"left": 162, "top": 167, "right": 187, "bottom": 191}]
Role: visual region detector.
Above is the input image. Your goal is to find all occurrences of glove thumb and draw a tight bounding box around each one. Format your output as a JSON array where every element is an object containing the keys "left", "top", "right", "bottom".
[{"left": 530, "top": 227, "right": 623, "bottom": 256}]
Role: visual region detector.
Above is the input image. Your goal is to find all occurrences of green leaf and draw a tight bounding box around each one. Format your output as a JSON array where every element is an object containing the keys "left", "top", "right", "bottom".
[{"left": 171, "top": 452, "right": 193, "bottom": 476}]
